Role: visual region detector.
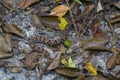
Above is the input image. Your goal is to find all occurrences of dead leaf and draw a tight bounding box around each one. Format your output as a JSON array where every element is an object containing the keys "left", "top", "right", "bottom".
[
  {"left": 0, "top": 34, "right": 11, "bottom": 52},
  {"left": 1, "top": 0, "right": 17, "bottom": 10},
  {"left": 47, "top": 51, "right": 62, "bottom": 70},
  {"left": 4, "top": 34, "right": 12, "bottom": 48},
  {"left": 56, "top": 67, "right": 85, "bottom": 78},
  {"left": 97, "top": 1, "right": 103, "bottom": 13},
  {"left": 19, "top": 0, "right": 39, "bottom": 9},
  {"left": 49, "top": 5, "right": 69, "bottom": 17},
  {"left": 23, "top": 47, "right": 31, "bottom": 54},
  {"left": 0, "top": 51, "right": 12, "bottom": 59},
  {"left": 92, "top": 20, "right": 100, "bottom": 33},
  {"left": 109, "top": 14, "right": 120, "bottom": 24},
  {"left": 114, "top": 2, "right": 120, "bottom": 9},
  {"left": 0, "top": 7, "right": 5, "bottom": 19},
  {"left": 25, "top": 52, "right": 38, "bottom": 69},
  {"left": 106, "top": 48, "right": 120, "bottom": 69},
  {"left": 80, "top": 4, "right": 94, "bottom": 17},
  {"left": 3, "top": 24, "right": 24, "bottom": 38}
]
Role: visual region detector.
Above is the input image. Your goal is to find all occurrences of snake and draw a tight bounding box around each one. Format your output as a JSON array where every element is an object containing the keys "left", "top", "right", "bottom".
[{"left": 29, "top": 35, "right": 64, "bottom": 54}]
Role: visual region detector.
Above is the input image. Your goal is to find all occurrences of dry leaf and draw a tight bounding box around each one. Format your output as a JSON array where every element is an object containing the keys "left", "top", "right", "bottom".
[
  {"left": 0, "top": 34, "right": 11, "bottom": 52},
  {"left": 25, "top": 52, "right": 38, "bottom": 69},
  {"left": 114, "top": 2, "right": 120, "bottom": 9},
  {"left": 80, "top": 4, "right": 94, "bottom": 17},
  {"left": 106, "top": 48, "right": 120, "bottom": 69},
  {"left": 19, "top": 0, "right": 39, "bottom": 9},
  {"left": 0, "top": 51, "right": 12, "bottom": 59},
  {"left": 97, "top": 1, "right": 103, "bottom": 13},
  {"left": 47, "top": 51, "right": 62, "bottom": 70},
  {"left": 4, "top": 34, "right": 12, "bottom": 48},
  {"left": 92, "top": 20, "right": 100, "bottom": 33},
  {"left": 49, "top": 5, "right": 69, "bottom": 17},
  {"left": 3, "top": 24, "right": 24, "bottom": 38},
  {"left": 56, "top": 67, "right": 84, "bottom": 78},
  {"left": 109, "top": 14, "right": 120, "bottom": 24}
]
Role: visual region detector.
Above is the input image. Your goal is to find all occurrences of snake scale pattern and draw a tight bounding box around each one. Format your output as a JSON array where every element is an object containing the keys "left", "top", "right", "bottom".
[{"left": 29, "top": 35, "right": 64, "bottom": 54}]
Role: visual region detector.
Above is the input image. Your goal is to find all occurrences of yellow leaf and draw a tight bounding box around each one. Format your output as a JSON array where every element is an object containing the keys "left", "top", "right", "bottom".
[
  {"left": 68, "top": 57, "right": 76, "bottom": 68},
  {"left": 49, "top": 5, "right": 69, "bottom": 17},
  {"left": 84, "top": 62, "right": 97, "bottom": 76},
  {"left": 58, "top": 17, "right": 68, "bottom": 30},
  {"left": 61, "top": 58, "right": 67, "bottom": 66}
]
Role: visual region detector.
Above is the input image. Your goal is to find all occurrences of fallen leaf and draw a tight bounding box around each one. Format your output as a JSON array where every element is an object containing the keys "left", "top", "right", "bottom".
[
  {"left": 47, "top": 51, "right": 62, "bottom": 70},
  {"left": 68, "top": 57, "right": 76, "bottom": 68},
  {"left": 49, "top": 5, "right": 69, "bottom": 17},
  {"left": 0, "top": 51, "right": 12, "bottom": 59},
  {"left": 4, "top": 34, "right": 12, "bottom": 48},
  {"left": 109, "top": 14, "right": 120, "bottom": 24},
  {"left": 80, "top": 4, "right": 94, "bottom": 17},
  {"left": 92, "top": 20, "right": 100, "bottom": 33},
  {"left": 3, "top": 24, "right": 24, "bottom": 38},
  {"left": 97, "top": 1, "right": 103, "bottom": 13},
  {"left": 106, "top": 48, "right": 120, "bottom": 69},
  {"left": 114, "top": 1, "right": 120, "bottom": 9},
  {"left": 25, "top": 52, "right": 38, "bottom": 69},
  {"left": 58, "top": 17, "right": 68, "bottom": 30},
  {"left": 19, "top": 0, "right": 39, "bottom": 9},
  {"left": 9, "top": 67, "right": 21, "bottom": 73},
  {"left": 84, "top": 62, "right": 97, "bottom": 75},
  {"left": 0, "top": 34, "right": 11, "bottom": 52},
  {"left": 56, "top": 67, "right": 84, "bottom": 78},
  {"left": 61, "top": 58, "right": 67, "bottom": 66}
]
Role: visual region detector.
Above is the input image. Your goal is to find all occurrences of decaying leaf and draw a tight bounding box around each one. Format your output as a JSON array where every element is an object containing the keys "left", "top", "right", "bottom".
[
  {"left": 3, "top": 24, "right": 24, "bottom": 38},
  {"left": 114, "top": 1, "right": 120, "bottom": 9},
  {"left": 0, "top": 51, "right": 12, "bottom": 59},
  {"left": 38, "top": 16, "right": 60, "bottom": 29},
  {"left": 19, "top": 0, "right": 39, "bottom": 9},
  {"left": 84, "top": 62, "right": 97, "bottom": 75},
  {"left": 109, "top": 14, "right": 120, "bottom": 24},
  {"left": 68, "top": 57, "right": 76, "bottom": 68},
  {"left": 4, "top": 34, "right": 12, "bottom": 48},
  {"left": 25, "top": 52, "right": 38, "bottom": 69},
  {"left": 1, "top": 0, "right": 17, "bottom": 10},
  {"left": 0, "top": 7, "right": 5, "bottom": 19},
  {"left": 106, "top": 48, "right": 120, "bottom": 69},
  {"left": 56, "top": 67, "right": 85, "bottom": 78},
  {"left": 49, "top": 5, "right": 69, "bottom": 17},
  {"left": 0, "top": 34, "right": 11, "bottom": 52},
  {"left": 80, "top": 4, "right": 94, "bottom": 17},
  {"left": 47, "top": 51, "right": 62, "bottom": 70},
  {"left": 92, "top": 20, "right": 100, "bottom": 33},
  {"left": 97, "top": 1, "right": 103, "bottom": 13}
]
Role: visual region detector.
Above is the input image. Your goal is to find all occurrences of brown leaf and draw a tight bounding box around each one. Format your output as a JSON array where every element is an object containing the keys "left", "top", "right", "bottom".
[
  {"left": 25, "top": 52, "right": 38, "bottom": 69},
  {"left": 19, "top": 0, "right": 39, "bottom": 9},
  {"left": 114, "top": 1, "right": 120, "bottom": 9},
  {"left": 47, "top": 51, "right": 62, "bottom": 70},
  {"left": 4, "top": 34, "right": 12, "bottom": 48},
  {"left": 56, "top": 67, "right": 84, "bottom": 78},
  {"left": 109, "top": 14, "right": 120, "bottom": 24},
  {"left": 0, "top": 7, "right": 5, "bottom": 19},
  {"left": 38, "top": 15, "right": 60, "bottom": 30},
  {"left": 0, "top": 34, "right": 11, "bottom": 52},
  {"left": 80, "top": 4, "right": 94, "bottom": 17},
  {"left": 3, "top": 24, "right": 24, "bottom": 38},
  {"left": 49, "top": 5, "right": 69, "bottom": 17},
  {"left": 0, "top": 52, "right": 12, "bottom": 59},
  {"left": 1, "top": 0, "right": 17, "bottom": 10},
  {"left": 106, "top": 48, "right": 120, "bottom": 69},
  {"left": 92, "top": 20, "right": 100, "bottom": 33}
]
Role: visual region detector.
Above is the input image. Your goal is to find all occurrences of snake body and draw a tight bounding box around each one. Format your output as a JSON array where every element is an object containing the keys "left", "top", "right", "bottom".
[{"left": 29, "top": 35, "right": 64, "bottom": 54}]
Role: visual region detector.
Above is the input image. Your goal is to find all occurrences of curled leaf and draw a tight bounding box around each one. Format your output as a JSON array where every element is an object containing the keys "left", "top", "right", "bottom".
[
  {"left": 84, "top": 62, "right": 97, "bottom": 75},
  {"left": 3, "top": 24, "right": 24, "bottom": 38},
  {"left": 68, "top": 57, "right": 76, "bottom": 68},
  {"left": 58, "top": 17, "right": 68, "bottom": 30},
  {"left": 49, "top": 5, "right": 69, "bottom": 17},
  {"left": 56, "top": 67, "right": 84, "bottom": 78}
]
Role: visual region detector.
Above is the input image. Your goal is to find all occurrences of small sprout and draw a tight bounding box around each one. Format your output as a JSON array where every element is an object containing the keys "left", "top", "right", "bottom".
[{"left": 64, "top": 40, "right": 71, "bottom": 47}]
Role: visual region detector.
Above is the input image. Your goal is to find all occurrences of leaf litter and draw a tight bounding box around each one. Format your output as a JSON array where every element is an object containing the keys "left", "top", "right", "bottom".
[{"left": 0, "top": 0, "right": 120, "bottom": 80}]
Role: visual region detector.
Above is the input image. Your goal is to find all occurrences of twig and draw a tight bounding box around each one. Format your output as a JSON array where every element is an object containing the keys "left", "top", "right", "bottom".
[{"left": 65, "top": 0, "right": 79, "bottom": 38}]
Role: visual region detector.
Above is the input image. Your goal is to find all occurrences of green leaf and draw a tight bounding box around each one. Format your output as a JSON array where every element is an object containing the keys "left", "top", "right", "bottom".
[
  {"left": 74, "top": 0, "right": 82, "bottom": 4},
  {"left": 68, "top": 57, "right": 76, "bottom": 68},
  {"left": 64, "top": 40, "right": 71, "bottom": 47}
]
